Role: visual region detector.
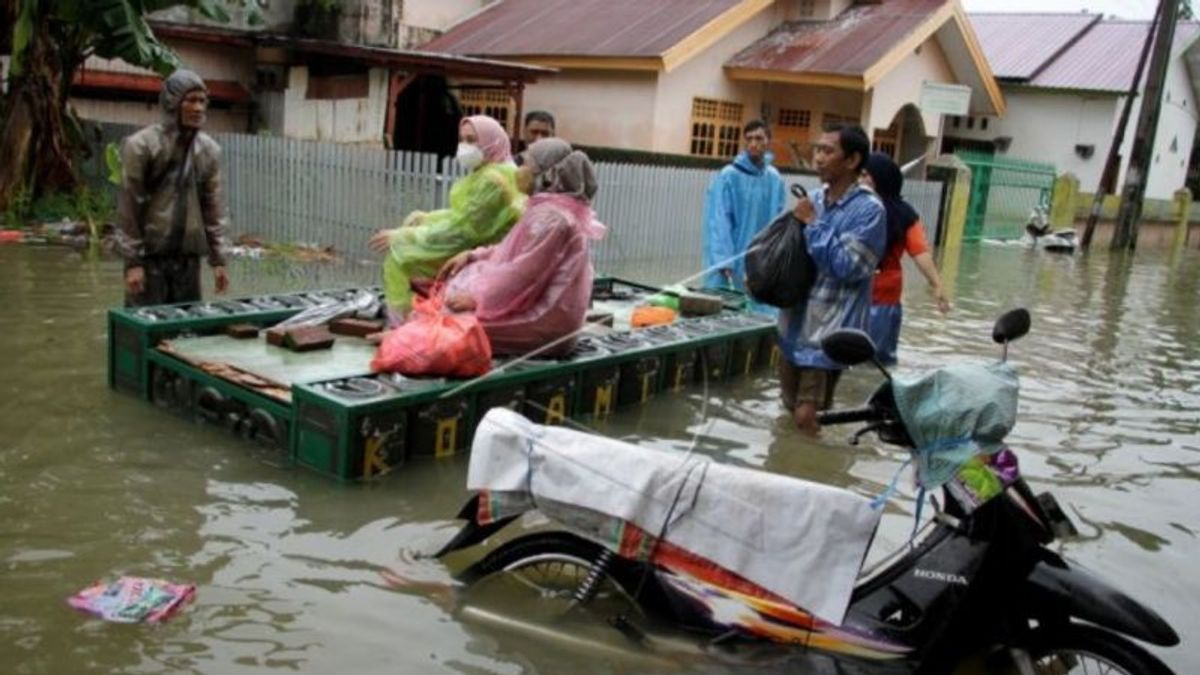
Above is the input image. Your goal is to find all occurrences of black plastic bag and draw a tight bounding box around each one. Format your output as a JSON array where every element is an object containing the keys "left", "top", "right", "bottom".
[{"left": 744, "top": 211, "right": 816, "bottom": 308}]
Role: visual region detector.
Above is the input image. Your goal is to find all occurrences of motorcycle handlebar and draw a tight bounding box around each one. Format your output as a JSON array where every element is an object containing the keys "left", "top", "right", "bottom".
[{"left": 817, "top": 406, "right": 880, "bottom": 426}]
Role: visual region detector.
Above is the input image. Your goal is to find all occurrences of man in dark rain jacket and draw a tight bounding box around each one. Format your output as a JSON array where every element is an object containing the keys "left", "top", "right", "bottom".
[{"left": 116, "top": 69, "right": 229, "bottom": 306}]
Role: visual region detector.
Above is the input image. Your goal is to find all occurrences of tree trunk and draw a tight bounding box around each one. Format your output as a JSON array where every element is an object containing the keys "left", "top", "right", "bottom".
[{"left": 0, "top": 20, "right": 80, "bottom": 214}]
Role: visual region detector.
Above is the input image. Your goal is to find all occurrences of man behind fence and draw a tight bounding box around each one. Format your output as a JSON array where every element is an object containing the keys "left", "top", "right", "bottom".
[
  {"left": 116, "top": 69, "right": 229, "bottom": 307},
  {"left": 701, "top": 120, "right": 787, "bottom": 291},
  {"left": 779, "top": 123, "right": 885, "bottom": 435}
]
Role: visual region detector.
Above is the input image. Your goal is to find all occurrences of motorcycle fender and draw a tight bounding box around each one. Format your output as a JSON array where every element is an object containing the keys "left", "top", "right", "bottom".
[
  {"left": 1026, "top": 559, "right": 1179, "bottom": 647},
  {"left": 432, "top": 495, "right": 519, "bottom": 558}
]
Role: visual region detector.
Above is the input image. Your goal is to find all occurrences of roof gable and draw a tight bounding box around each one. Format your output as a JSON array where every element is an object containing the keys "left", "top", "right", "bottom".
[
  {"left": 968, "top": 13, "right": 1100, "bottom": 80},
  {"left": 969, "top": 15, "right": 1200, "bottom": 94},
  {"left": 726, "top": 0, "right": 950, "bottom": 78},
  {"left": 724, "top": 0, "right": 1004, "bottom": 114}
]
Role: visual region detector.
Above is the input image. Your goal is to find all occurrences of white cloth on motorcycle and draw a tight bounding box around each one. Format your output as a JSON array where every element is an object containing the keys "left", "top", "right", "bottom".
[
  {"left": 467, "top": 408, "right": 880, "bottom": 625},
  {"left": 891, "top": 361, "right": 1019, "bottom": 489}
]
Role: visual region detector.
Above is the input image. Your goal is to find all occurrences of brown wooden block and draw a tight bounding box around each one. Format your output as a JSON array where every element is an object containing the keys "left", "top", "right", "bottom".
[
  {"left": 265, "top": 327, "right": 287, "bottom": 347},
  {"left": 226, "top": 323, "right": 260, "bottom": 339},
  {"left": 284, "top": 325, "right": 335, "bottom": 352},
  {"left": 329, "top": 317, "right": 385, "bottom": 338},
  {"left": 678, "top": 293, "right": 723, "bottom": 317}
]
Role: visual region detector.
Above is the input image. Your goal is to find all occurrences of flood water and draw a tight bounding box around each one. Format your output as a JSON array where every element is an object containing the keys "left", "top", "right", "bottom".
[{"left": 1, "top": 242, "right": 1197, "bottom": 674}]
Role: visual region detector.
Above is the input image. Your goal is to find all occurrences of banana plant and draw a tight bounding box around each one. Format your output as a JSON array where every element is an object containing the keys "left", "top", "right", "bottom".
[{"left": 0, "top": 0, "right": 263, "bottom": 211}]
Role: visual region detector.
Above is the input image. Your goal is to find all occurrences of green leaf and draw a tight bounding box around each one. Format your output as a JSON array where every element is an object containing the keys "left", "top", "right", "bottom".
[
  {"left": 194, "top": 0, "right": 231, "bottom": 23},
  {"left": 105, "top": 143, "right": 124, "bottom": 186},
  {"left": 88, "top": 0, "right": 182, "bottom": 74},
  {"left": 10, "top": 0, "right": 38, "bottom": 77}
]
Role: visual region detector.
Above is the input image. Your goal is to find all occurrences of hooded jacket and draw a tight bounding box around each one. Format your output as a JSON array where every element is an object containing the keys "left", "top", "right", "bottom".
[
  {"left": 116, "top": 69, "right": 227, "bottom": 268},
  {"left": 701, "top": 151, "right": 787, "bottom": 291}
]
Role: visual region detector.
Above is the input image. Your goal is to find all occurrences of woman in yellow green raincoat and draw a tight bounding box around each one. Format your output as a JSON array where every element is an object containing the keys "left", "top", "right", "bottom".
[{"left": 369, "top": 115, "right": 524, "bottom": 321}]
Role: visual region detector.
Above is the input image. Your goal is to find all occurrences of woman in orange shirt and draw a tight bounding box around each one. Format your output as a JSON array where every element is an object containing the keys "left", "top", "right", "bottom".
[{"left": 861, "top": 153, "right": 951, "bottom": 365}]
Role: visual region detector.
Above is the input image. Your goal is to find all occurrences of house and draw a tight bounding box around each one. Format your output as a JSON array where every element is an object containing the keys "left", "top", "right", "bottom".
[
  {"left": 68, "top": 0, "right": 549, "bottom": 155},
  {"left": 952, "top": 13, "right": 1200, "bottom": 200},
  {"left": 423, "top": 0, "right": 1005, "bottom": 168}
]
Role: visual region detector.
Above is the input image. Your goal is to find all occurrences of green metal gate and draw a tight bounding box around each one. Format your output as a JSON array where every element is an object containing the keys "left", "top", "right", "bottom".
[{"left": 957, "top": 151, "right": 1056, "bottom": 241}]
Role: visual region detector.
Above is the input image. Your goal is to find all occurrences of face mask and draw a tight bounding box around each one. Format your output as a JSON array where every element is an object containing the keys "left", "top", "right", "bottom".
[{"left": 456, "top": 143, "right": 484, "bottom": 170}]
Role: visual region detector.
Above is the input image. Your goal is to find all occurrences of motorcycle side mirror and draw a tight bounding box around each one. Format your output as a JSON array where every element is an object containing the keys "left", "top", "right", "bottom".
[
  {"left": 993, "top": 308, "right": 1031, "bottom": 361},
  {"left": 992, "top": 309, "right": 1031, "bottom": 345},
  {"left": 822, "top": 330, "right": 891, "bottom": 379},
  {"left": 821, "top": 330, "right": 875, "bottom": 366}
]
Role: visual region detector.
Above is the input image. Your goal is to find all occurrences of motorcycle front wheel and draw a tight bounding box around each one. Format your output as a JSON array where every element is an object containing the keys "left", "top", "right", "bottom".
[{"left": 1024, "top": 624, "right": 1175, "bottom": 675}]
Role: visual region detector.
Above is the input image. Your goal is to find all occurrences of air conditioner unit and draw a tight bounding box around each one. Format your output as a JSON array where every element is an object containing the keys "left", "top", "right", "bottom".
[
  {"left": 994, "top": 136, "right": 1013, "bottom": 153},
  {"left": 1075, "top": 144, "right": 1095, "bottom": 160}
]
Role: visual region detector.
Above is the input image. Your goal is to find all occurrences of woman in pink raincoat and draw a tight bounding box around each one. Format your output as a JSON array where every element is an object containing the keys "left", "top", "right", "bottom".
[{"left": 438, "top": 138, "right": 606, "bottom": 357}]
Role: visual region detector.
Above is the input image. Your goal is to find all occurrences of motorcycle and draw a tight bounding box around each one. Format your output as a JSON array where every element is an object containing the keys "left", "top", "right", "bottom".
[
  {"left": 1022, "top": 206, "right": 1077, "bottom": 254},
  {"left": 433, "top": 310, "right": 1179, "bottom": 674}
]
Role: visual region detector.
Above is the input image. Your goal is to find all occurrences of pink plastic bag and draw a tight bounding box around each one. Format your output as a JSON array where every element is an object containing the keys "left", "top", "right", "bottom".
[
  {"left": 370, "top": 293, "right": 492, "bottom": 378},
  {"left": 67, "top": 576, "right": 196, "bottom": 623}
]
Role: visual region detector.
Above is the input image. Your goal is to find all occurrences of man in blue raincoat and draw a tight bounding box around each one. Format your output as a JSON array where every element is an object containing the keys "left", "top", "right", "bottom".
[
  {"left": 780, "top": 124, "right": 886, "bottom": 435},
  {"left": 702, "top": 120, "right": 787, "bottom": 291}
]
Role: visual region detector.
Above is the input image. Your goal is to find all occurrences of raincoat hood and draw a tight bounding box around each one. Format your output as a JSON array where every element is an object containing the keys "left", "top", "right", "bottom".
[
  {"left": 461, "top": 115, "right": 513, "bottom": 165},
  {"left": 160, "top": 70, "right": 207, "bottom": 127},
  {"left": 527, "top": 138, "right": 598, "bottom": 203},
  {"left": 732, "top": 150, "right": 775, "bottom": 176}
]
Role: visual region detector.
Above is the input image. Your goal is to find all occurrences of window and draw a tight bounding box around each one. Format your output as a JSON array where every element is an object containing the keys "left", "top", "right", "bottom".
[
  {"left": 797, "top": 0, "right": 816, "bottom": 17},
  {"left": 690, "top": 97, "right": 744, "bottom": 158},
  {"left": 458, "top": 88, "right": 513, "bottom": 132},
  {"left": 952, "top": 116, "right": 961, "bottom": 128},
  {"left": 873, "top": 122, "right": 898, "bottom": 157},
  {"left": 777, "top": 108, "right": 812, "bottom": 129},
  {"left": 966, "top": 117, "right": 975, "bottom": 130},
  {"left": 981, "top": 117, "right": 989, "bottom": 131},
  {"left": 873, "top": 138, "right": 897, "bottom": 156}
]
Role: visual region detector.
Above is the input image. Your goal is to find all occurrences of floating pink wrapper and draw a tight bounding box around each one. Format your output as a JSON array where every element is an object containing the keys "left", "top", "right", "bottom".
[{"left": 68, "top": 576, "right": 195, "bottom": 623}]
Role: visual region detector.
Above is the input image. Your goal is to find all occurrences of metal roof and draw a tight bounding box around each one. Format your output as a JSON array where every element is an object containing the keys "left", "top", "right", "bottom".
[
  {"left": 968, "top": 13, "right": 1100, "bottom": 80},
  {"left": 149, "top": 21, "right": 553, "bottom": 81},
  {"left": 725, "top": 0, "right": 947, "bottom": 76},
  {"left": 1029, "top": 20, "right": 1200, "bottom": 93},
  {"left": 423, "top": 0, "right": 743, "bottom": 58}
]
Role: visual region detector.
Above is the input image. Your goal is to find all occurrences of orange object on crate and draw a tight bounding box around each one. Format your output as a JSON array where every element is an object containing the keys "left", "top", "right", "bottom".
[
  {"left": 0, "top": 230, "right": 24, "bottom": 244},
  {"left": 631, "top": 305, "right": 677, "bottom": 329}
]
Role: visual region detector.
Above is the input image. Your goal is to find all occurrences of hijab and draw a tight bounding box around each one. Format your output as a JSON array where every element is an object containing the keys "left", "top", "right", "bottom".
[
  {"left": 526, "top": 138, "right": 598, "bottom": 203},
  {"left": 864, "top": 152, "right": 920, "bottom": 252},
  {"left": 461, "top": 115, "right": 513, "bottom": 164}
]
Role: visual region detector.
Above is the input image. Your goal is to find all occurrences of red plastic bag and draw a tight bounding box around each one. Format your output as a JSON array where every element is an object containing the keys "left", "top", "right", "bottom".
[{"left": 370, "top": 293, "right": 492, "bottom": 378}]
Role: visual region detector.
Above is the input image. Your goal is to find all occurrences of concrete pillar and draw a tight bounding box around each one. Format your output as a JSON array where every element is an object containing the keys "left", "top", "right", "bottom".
[
  {"left": 1050, "top": 173, "right": 1080, "bottom": 229},
  {"left": 927, "top": 154, "right": 972, "bottom": 301}
]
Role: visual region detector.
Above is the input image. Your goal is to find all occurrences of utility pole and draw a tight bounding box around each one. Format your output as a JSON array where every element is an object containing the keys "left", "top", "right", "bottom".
[
  {"left": 1081, "top": 1, "right": 1162, "bottom": 250},
  {"left": 1112, "top": 0, "right": 1180, "bottom": 251}
]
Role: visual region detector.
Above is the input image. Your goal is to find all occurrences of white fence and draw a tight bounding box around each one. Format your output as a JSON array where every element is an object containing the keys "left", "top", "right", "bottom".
[{"left": 87, "top": 125, "right": 946, "bottom": 278}]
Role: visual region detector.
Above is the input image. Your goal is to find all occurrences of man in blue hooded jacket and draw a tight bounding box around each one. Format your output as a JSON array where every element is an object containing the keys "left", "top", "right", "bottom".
[{"left": 702, "top": 120, "right": 787, "bottom": 291}]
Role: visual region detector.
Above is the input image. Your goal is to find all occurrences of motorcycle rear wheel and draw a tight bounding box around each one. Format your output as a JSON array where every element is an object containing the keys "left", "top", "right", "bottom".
[
  {"left": 1025, "top": 624, "right": 1174, "bottom": 675},
  {"left": 458, "top": 532, "right": 644, "bottom": 614}
]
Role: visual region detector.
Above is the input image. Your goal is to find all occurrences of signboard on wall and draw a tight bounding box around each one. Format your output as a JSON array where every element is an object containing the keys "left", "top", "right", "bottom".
[{"left": 920, "top": 81, "right": 972, "bottom": 116}]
